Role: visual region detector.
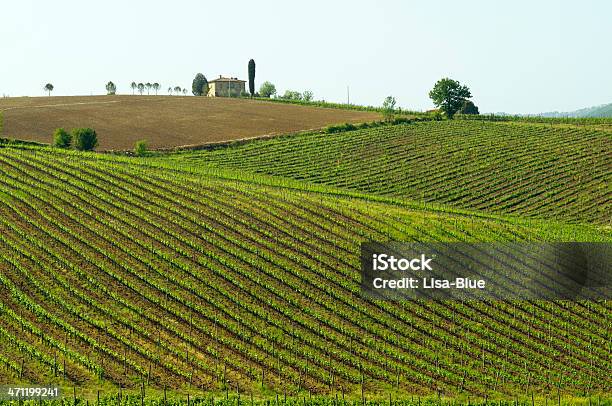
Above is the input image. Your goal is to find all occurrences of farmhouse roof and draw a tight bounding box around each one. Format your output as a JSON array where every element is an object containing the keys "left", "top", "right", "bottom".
[{"left": 209, "top": 75, "right": 246, "bottom": 83}]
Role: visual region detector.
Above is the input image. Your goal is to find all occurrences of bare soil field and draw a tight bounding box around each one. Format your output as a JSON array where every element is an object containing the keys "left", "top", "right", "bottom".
[{"left": 0, "top": 95, "right": 380, "bottom": 150}]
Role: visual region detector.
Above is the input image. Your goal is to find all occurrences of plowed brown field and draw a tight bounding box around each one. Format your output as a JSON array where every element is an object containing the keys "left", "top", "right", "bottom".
[{"left": 0, "top": 95, "right": 380, "bottom": 150}]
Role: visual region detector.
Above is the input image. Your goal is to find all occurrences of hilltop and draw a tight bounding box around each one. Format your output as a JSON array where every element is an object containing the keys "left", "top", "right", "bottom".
[{"left": 0, "top": 95, "right": 380, "bottom": 150}]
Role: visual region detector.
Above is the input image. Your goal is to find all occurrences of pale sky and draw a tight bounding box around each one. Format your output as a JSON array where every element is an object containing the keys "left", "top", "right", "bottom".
[{"left": 1, "top": 0, "right": 610, "bottom": 114}]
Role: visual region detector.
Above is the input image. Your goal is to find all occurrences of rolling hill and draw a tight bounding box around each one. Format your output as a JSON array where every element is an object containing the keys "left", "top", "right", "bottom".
[
  {"left": 0, "top": 112, "right": 611, "bottom": 405},
  {"left": 0, "top": 96, "right": 380, "bottom": 150},
  {"left": 0, "top": 143, "right": 610, "bottom": 401},
  {"left": 165, "top": 120, "right": 611, "bottom": 225}
]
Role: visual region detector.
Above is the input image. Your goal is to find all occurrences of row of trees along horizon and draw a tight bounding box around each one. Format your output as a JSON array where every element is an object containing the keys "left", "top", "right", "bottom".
[
  {"left": 43, "top": 82, "right": 191, "bottom": 96},
  {"left": 44, "top": 76, "right": 479, "bottom": 119},
  {"left": 41, "top": 59, "right": 312, "bottom": 101},
  {"left": 42, "top": 57, "right": 480, "bottom": 119}
]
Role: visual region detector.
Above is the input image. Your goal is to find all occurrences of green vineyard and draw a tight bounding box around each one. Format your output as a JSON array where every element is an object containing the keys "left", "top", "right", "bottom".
[
  {"left": 171, "top": 121, "right": 610, "bottom": 224},
  {"left": 0, "top": 118, "right": 610, "bottom": 404},
  {"left": 0, "top": 143, "right": 610, "bottom": 399}
]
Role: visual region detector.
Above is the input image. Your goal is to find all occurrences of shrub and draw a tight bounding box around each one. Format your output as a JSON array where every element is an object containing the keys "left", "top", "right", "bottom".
[
  {"left": 391, "top": 116, "right": 412, "bottom": 125},
  {"left": 53, "top": 128, "right": 72, "bottom": 148},
  {"left": 457, "top": 100, "right": 480, "bottom": 115},
  {"left": 324, "top": 117, "right": 419, "bottom": 135},
  {"left": 429, "top": 110, "right": 444, "bottom": 121},
  {"left": 134, "top": 140, "right": 148, "bottom": 156},
  {"left": 302, "top": 90, "right": 314, "bottom": 102},
  {"left": 72, "top": 128, "right": 98, "bottom": 151},
  {"left": 259, "top": 81, "right": 276, "bottom": 98},
  {"left": 280, "top": 90, "right": 302, "bottom": 101},
  {"left": 325, "top": 122, "right": 357, "bottom": 133}
]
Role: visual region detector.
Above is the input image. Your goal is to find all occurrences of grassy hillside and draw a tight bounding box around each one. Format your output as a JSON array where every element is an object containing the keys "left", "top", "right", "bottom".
[
  {"left": 0, "top": 144, "right": 610, "bottom": 401},
  {"left": 0, "top": 96, "right": 380, "bottom": 150},
  {"left": 167, "top": 120, "right": 611, "bottom": 224}
]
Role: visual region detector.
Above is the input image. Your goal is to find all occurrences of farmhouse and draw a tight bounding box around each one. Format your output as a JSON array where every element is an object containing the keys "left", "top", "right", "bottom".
[{"left": 207, "top": 75, "right": 246, "bottom": 97}]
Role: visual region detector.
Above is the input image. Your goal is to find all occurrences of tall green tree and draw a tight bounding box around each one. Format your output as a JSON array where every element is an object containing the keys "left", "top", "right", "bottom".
[
  {"left": 145, "top": 82, "right": 152, "bottom": 95},
  {"left": 152, "top": 83, "right": 160, "bottom": 95},
  {"left": 248, "top": 59, "right": 256, "bottom": 97},
  {"left": 130, "top": 82, "right": 137, "bottom": 95},
  {"left": 137, "top": 83, "right": 145, "bottom": 95},
  {"left": 44, "top": 83, "right": 54, "bottom": 96},
  {"left": 192, "top": 73, "right": 208, "bottom": 96},
  {"left": 428, "top": 78, "right": 472, "bottom": 119}
]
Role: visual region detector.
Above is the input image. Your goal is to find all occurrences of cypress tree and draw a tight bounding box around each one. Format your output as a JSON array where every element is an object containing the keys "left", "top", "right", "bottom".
[{"left": 248, "top": 59, "right": 256, "bottom": 97}]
